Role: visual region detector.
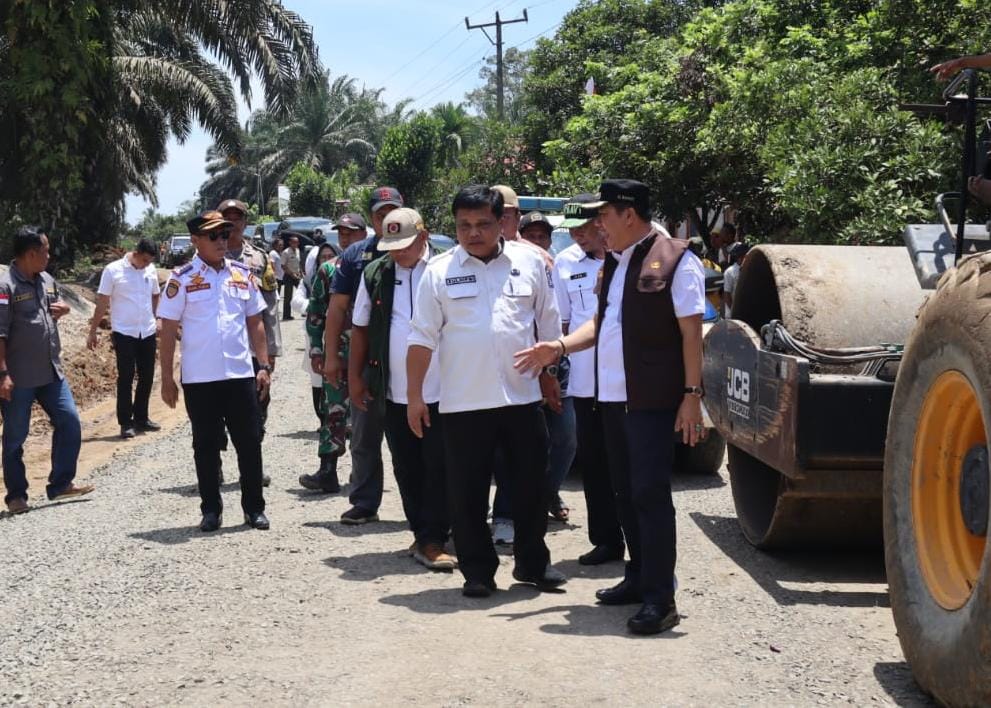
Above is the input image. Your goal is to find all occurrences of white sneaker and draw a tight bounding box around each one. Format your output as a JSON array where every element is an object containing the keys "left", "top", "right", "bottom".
[{"left": 492, "top": 519, "right": 514, "bottom": 545}]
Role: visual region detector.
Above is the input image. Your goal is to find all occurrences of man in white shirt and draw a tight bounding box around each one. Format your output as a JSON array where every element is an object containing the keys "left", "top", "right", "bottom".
[
  {"left": 554, "top": 194, "right": 624, "bottom": 565},
  {"left": 158, "top": 211, "right": 273, "bottom": 532},
  {"left": 88, "top": 239, "right": 162, "bottom": 439},
  {"left": 722, "top": 241, "right": 750, "bottom": 318},
  {"left": 515, "top": 179, "right": 706, "bottom": 635},
  {"left": 281, "top": 233, "right": 302, "bottom": 321},
  {"left": 408, "top": 185, "right": 566, "bottom": 598},
  {"left": 268, "top": 238, "right": 285, "bottom": 283},
  {"left": 348, "top": 208, "right": 454, "bottom": 571}
]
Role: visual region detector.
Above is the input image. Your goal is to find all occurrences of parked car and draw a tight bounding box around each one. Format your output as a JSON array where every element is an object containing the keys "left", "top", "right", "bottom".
[
  {"left": 253, "top": 222, "right": 281, "bottom": 247},
  {"left": 162, "top": 233, "right": 192, "bottom": 267}
]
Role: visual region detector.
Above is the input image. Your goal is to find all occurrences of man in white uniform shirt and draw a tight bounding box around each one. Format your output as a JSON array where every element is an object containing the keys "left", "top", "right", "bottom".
[
  {"left": 349, "top": 208, "right": 454, "bottom": 571},
  {"left": 516, "top": 179, "right": 706, "bottom": 635},
  {"left": 88, "top": 239, "right": 162, "bottom": 439},
  {"left": 158, "top": 211, "right": 273, "bottom": 533},
  {"left": 407, "top": 185, "right": 566, "bottom": 598},
  {"left": 554, "top": 194, "right": 625, "bottom": 566}
]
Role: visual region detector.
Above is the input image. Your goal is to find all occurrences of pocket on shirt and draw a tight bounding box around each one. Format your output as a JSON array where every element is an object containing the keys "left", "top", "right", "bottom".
[{"left": 502, "top": 280, "right": 533, "bottom": 298}]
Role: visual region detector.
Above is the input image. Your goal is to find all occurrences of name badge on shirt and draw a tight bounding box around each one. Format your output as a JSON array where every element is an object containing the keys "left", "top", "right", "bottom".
[
  {"left": 13, "top": 293, "right": 33, "bottom": 303},
  {"left": 570, "top": 272, "right": 588, "bottom": 280},
  {"left": 362, "top": 252, "right": 375, "bottom": 262},
  {"left": 445, "top": 275, "right": 477, "bottom": 286}
]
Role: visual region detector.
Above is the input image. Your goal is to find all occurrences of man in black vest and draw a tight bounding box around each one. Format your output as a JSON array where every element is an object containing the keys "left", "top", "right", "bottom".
[{"left": 514, "top": 179, "right": 706, "bottom": 635}]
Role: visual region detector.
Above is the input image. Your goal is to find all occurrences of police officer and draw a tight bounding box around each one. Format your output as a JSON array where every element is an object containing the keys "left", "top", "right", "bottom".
[
  {"left": 408, "top": 184, "right": 565, "bottom": 598},
  {"left": 554, "top": 193, "right": 624, "bottom": 565},
  {"left": 323, "top": 187, "right": 403, "bottom": 525},
  {"left": 0, "top": 226, "right": 93, "bottom": 514},
  {"left": 515, "top": 179, "right": 706, "bottom": 635},
  {"left": 158, "top": 211, "right": 273, "bottom": 532}
]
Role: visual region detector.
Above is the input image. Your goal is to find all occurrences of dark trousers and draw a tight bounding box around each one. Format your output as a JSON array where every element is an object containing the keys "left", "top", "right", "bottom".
[
  {"left": 600, "top": 403, "right": 677, "bottom": 604},
  {"left": 573, "top": 397, "right": 624, "bottom": 550},
  {"left": 282, "top": 277, "right": 297, "bottom": 319},
  {"left": 311, "top": 386, "right": 323, "bottom": 423},
  {"left": 384, "top": 401, "right": 449, "bottom": 546},
  {"left": 443, "top": 403, "right": 550, "bottom": 584},
  {"left": 112, "top": 331, "right": 156, "bottom": 428},
  {"left": 348, "top": 399, "right": 385, "bottom": 513},
  {"left": 183, "top": 377, "right": 265, "bottom": 516}
]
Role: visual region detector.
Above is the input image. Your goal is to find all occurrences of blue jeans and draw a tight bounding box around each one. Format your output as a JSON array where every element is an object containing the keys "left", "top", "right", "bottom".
[
  {"left": 545, "top": 397, "right": 577, "bottom": 501},
  {"left": 1, "top": 376, "right": 81, "bottom": 503}
]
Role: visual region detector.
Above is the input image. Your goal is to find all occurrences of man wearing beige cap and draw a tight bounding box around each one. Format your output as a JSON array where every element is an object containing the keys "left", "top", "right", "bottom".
[{"left": 348, "top": 208, "right": 454, "bottom": 570}]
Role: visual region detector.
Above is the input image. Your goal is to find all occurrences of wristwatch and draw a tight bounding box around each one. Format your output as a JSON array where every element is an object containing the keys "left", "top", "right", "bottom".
[
  {"left": 684, "top": 385, "right": 704, "bottom": 397},
  {"left": 544, "top": 364, "right": 559, "bottom": 377},
  {"left": 258, "top": 364, "right": 273, "bottom": 374}
]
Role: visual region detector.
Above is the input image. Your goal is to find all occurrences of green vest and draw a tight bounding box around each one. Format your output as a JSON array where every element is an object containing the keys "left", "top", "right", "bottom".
[{"left": 361, "top": 246, "right": 440, "bottom": 413}]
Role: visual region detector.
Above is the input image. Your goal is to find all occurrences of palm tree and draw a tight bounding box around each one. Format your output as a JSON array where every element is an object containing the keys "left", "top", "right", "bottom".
[
  {"left": 430, "top": 102, "right": 479, "bottom": 168},
  {"left": 74, "top": 0, "right": 321, "bottom": 242}
]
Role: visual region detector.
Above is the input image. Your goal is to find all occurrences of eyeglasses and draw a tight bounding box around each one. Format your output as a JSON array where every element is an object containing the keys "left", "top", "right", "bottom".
[{"left": 197, "top": 229, "right": 231, "bottom": 241}]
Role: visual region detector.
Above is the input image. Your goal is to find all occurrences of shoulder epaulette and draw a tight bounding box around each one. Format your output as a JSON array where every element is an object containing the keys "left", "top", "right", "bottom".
[
  {"left": 230, "top": 260, "right": 251, "bottom": 271},
  {"left": 175, "top": 263, "right": 194, "bottom": 276}
]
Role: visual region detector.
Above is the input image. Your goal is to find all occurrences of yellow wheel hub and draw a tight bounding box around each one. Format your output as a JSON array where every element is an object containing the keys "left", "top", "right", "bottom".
[{"left": 912, "top": 370, "right": 988, "bottom": 610}]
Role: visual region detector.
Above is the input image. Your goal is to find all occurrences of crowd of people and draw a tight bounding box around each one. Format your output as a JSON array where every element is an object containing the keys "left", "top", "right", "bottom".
[{"left": 0, "top": 178, "right": 708, "bottom": 637}]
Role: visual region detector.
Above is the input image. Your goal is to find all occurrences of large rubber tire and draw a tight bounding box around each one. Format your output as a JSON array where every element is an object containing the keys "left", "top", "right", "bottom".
[
  {"left": 675, "top": 429, "right": 726, "bottom": 475},
  {"left": 884, "top": 256, "right": 991, "bottom": 706}
]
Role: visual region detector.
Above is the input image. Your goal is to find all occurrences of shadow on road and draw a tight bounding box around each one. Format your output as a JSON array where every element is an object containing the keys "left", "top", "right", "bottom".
[
  {"left": 873, "top": 662, "right": 934, "bottom": 706},
  {"left": 274, "top": 430, "right": 320, "bottom": 441},
  {"left": 380, "top": 585, "right": 548, "bottom": 614},
  {"left": 323, "top": 550, "right": 455, "bottom": 581},
  {"left": 130, "top": 523, "right": 251, "bottom": 544},
  {"left": 673, "top": 471, "right": 727, "bottom": 492},
  {"left": 0, "top": 497, "right": 92, "bottom": 520},
  {"left": 691, "top": 512, "right": 889, "bottom": 608},
  {"left": 491, "top": 603, "right": 687, "bottom": 640},
  {"left": 303, "top": 519, "right": 409, "bottom": 537},
  {"left": 552, "top": 558, "right": 625, "bottom": 583},
  {"left": 158, "top": 481, "right": 240, "bottom": 497}
]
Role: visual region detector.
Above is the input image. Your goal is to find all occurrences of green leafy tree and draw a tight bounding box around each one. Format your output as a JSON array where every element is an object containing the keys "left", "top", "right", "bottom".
[
  {"left": 465, "top": 48, "right": 531, "bottom": 122},
  {"left": 284, "top": 162, "right": 335, "bottom": 216},
  {"left": 375, "top": 115, "right": 442, "bottom": 207}
]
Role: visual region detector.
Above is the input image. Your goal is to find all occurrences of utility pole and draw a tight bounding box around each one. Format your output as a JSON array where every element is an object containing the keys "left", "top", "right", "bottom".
[{"left": 465, "top": 9, "right": 528, "bottom": 120}]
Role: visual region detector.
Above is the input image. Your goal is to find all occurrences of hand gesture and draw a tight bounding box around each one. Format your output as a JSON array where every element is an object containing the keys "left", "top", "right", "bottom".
[
  {"left": 513, "top": 341, "right": 562, "bottom": 376},
  {"left": 407, "top": 398, "right": 431, "bottom": 439},
  {"left": 161, "top": 378, "right": 179, "bottom": 408},
  {"left": 931, "top": 57, "right": 966, "bottom": 82},
  {"left": 49, "top": 300, "right": 70, "bottom": 320},
  {"left": 86, "top": 330, "right": 99, "bottom": 351},
  {"left": 675, "top": 396, "right": 704, "bottom": 446},
  {"left": 540, "top": 371, "right": 563, "bottom": 414},
  {"left": 0, "top": 375, "right": 14, "bottom": 402},
  {"left": 323, "top": 353, "right": 344, "bottom": 389},
  {"left": 256, "top": 369, "right": 271, "bottom": 399},
  {"left": 350, "top": 376, "right": 372, "bottom": 412}
]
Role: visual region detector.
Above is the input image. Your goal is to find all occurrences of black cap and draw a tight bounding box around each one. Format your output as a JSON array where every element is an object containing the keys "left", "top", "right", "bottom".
[
  {"left": 519, "top": 211, "right": 553, "bottom": 235},
  {"left": 560, "top": 193, "right": 600, "bottom": 228},
  {"left": 333, "top": 212, "right": 367, "bottom": 231},
  {"left": 368, "top": 186, "right": 404, "bottom": 213},
  {"left": 728, "top": 241, "right": 751, "bottom": 260},
  {"left": 586, "top": 179, "right": 651, "bottom": 213},
  {"left": 186, "top": 210, "right": 233, "bottom": 235}
]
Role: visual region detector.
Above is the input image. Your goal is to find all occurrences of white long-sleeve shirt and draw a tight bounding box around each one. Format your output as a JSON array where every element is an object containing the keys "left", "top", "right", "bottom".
[{"left": 409, "top": 240, "right": 562, "bottom": 414}]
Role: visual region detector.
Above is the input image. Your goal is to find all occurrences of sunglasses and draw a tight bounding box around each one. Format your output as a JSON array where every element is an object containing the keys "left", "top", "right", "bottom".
[{"left": 196, "top": 229, "right": 231, "bottom": 241}]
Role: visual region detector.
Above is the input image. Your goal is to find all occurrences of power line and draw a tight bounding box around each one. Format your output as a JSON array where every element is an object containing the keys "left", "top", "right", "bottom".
[
  {"left": 465, "top": 9, "right": 529, "bottom": 119},
  {"left": 403, "top": 35, "right": 479, "bottom": 95},
  {"left": 411, "top": 54, "right": 490, "bottom": 109}
]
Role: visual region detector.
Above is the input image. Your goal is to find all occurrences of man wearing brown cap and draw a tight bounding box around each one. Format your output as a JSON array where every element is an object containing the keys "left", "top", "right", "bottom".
[
  {"left": 349, "top": 208, "right": 454, "bottom": 569},
  {"left": 515, "top": 179, "right": 706, "bottom": 634},
  {"left": 158, "top": 211, "right": 273, "bottom": 532},
  {"left": 220, "top": 199, "right": 282, "bottom": 453}
]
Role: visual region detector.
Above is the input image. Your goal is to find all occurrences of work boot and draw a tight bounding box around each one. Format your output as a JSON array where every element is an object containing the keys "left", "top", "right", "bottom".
[{"left": 298, "top": 454, "right": 341, "bottom": 493}]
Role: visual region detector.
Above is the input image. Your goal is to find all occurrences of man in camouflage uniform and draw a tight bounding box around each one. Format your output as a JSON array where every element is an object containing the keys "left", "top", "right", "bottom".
[{"left": 298, "top": 254, "right": 348, "bottom": 492}]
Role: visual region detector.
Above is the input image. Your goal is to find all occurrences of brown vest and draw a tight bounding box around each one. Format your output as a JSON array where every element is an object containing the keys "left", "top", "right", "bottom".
[{"left": 595, "top": 231, "right": 688, "bottom": 410}]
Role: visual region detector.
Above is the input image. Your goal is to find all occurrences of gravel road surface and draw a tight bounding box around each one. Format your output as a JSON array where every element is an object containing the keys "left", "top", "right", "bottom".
[{"left": 0, "top": 322, "right": 934, "bottom": 706}]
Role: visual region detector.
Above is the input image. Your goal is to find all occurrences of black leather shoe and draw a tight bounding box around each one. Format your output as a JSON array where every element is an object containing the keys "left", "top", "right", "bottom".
[
  {"left": 595, "top": 579, "right": 642, "bottom": 606},
  {"left": 512, "top": 565, "right": 567, "bottom": 591},
  {"left": 120, "top": 427, "right": 136, "bottom": 439},
  {"left": 199, "top": 512, "right": 222, "bottom": 532},
  {"left": 627, "top": 602, "right": 680, "bottom": 635},
  {"left": 244, "top": 511, "right": 270, "bottom": 530},
  {"left": 462, "top": 580, "right": 497, "bottom": 598},
  {"left": 135, "top": 420, "right": 161, "bottom": 432},
  {"left": 579, "top": 544, "right": 625, "bottom": 566}
]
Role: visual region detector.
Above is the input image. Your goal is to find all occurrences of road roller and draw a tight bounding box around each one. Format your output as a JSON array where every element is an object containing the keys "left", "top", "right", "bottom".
[{"left": 702, "top": 70, "right": 990, "bottom": 704}]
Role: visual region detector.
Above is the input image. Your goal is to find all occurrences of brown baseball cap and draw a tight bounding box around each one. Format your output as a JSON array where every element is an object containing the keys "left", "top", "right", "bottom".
[
  {"left": 187, "top": 210, "right": 233, "bottom": 235},
  {"left": 217, "top": 198, "right": 248, "bottom": 215},
  {"left": 491, "top": 185, "right": 519, "bottom": 209},
  {"left": 379, "top": 208, "right": 426, "bottom": 252}
]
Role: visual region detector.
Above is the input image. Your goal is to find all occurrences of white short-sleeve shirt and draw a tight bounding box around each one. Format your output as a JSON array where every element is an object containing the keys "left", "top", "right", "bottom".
[
  {"left": 409, "top": 240, "right": 562, "bottom": 414},
  {"left": 352, "top": 255, "right": 441, "bottom": 405},
  {"left": 597, "top": 234, "right": 706, "bottom": 403},
  {"left": 97, "top": 255, "right": 160, "bottom": 338},
  {"left": 157, "top": 256, "right": 267, "bottom": 384},
  {"left": 553, "top": 243, "right": 603, "bottom": 399}
]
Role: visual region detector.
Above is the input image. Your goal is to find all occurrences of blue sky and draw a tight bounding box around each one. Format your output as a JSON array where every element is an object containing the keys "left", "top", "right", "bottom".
[{"left": 124, "top": 0, "right": 581, "bottom": 223}]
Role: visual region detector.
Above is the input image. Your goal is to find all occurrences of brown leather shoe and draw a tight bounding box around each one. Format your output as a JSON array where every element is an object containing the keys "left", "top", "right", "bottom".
[
  {"left": 50, "top": 483, "right": 95, "bottom": 501},
  {"left": 6, "top": 498, "right": 29, "bottom": 514},
  {"left": 414, "top": 543, "right": 458, "bottom": 570}
]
